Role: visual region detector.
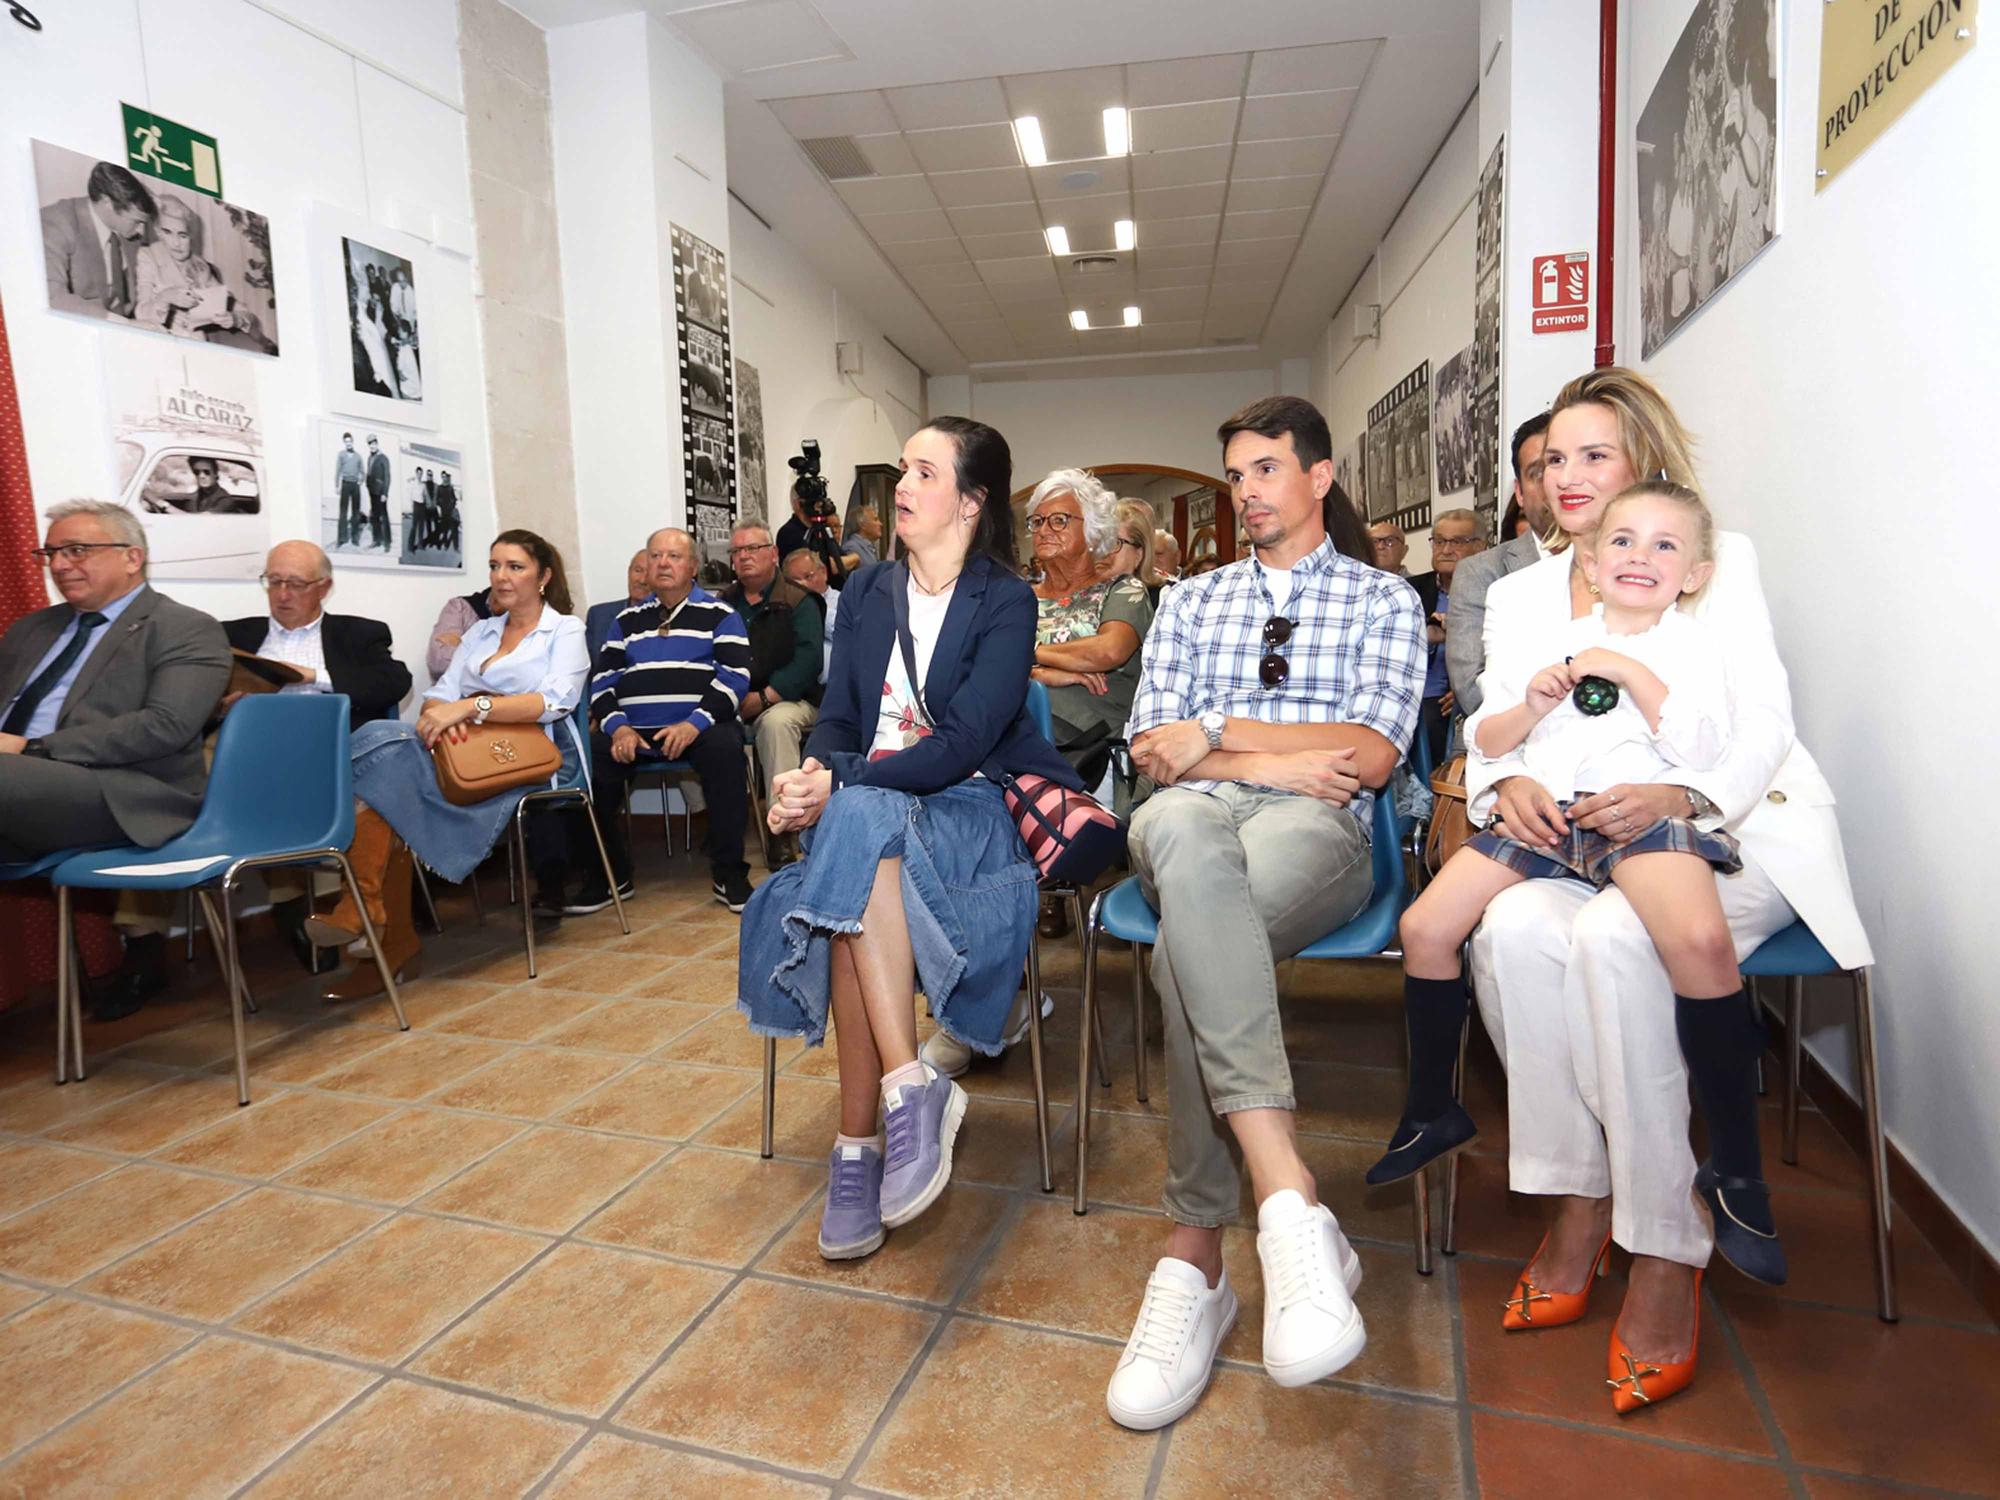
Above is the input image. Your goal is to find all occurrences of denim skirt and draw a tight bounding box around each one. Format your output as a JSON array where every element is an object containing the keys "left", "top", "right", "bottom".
[
  {"left": 350, "top": 718, "right": 581, "bottom": 882},
  {"left": 737, "top": 779, "right": 1039, "bottom": 1055}
]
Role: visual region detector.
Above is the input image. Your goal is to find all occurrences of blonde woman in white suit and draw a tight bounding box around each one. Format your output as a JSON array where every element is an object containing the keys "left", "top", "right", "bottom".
[{"left": 1459, "top": 368, "right": 1869, "bottom": 1412}]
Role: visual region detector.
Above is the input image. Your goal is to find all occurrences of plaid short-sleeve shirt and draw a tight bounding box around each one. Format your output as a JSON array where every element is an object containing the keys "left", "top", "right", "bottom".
[{"left": 1128, "top": 537, "right": 1426, "bottom": 826}]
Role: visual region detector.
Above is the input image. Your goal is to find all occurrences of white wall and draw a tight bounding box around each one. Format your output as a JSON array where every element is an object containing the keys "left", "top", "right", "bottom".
[
  {"left": 1, "top": 0, "right": 491, "bottom": 704},
  {"left": 954, "top": 366, "right": 1280, "bottom": 499},
  {"left": 1321, "top": 103, "right": 1482, "bottom": 576},
  {"left": 727, "top": 200, "right": 921, "bottom": 526},
  {"left": 1622, "top": 1, "right": 2000, "bottom": 1254}
]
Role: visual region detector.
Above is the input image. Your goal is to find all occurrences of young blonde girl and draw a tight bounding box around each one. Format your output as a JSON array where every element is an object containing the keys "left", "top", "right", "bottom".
[{"left": 1367, "top": 481, "right": 1786, "bottom": 1284}]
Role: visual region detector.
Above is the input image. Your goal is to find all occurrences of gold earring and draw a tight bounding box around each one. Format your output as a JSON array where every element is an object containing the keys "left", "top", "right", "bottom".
[{"left": 1588, "top": 582, "right": 1600, "bottom": 595}]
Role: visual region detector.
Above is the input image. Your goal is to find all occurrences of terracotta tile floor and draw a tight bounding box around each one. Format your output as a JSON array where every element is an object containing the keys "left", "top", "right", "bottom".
[{"left": 0, "top": 846, "right": 1992, "bottom": 1500}]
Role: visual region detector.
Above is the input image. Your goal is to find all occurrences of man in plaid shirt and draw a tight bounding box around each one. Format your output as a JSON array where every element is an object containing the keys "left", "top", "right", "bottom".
[{"left": 1104, "top": 397, "right": 1424, "bottom": 1433}]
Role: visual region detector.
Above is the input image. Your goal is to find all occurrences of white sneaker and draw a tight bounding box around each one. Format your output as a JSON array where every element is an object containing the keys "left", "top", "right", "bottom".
[
  {"left": 918, "top": 990, "right": 1055, "bottom": 1079},
  {"left": 1256, "top": 1188, "right": 1366, "bottom": 1387},
  {"left": 1105, "top": 1257, "right": 1238, "bottom": 1431}
]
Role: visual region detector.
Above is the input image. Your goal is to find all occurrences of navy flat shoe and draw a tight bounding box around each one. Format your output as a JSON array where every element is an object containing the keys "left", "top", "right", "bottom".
[
  {"left": 1695, "top": 1161, "right": 1788, "bottom": 1286},
  {"left": 1364, "top": 1102, "right": 1478, "bottom": 1186}
]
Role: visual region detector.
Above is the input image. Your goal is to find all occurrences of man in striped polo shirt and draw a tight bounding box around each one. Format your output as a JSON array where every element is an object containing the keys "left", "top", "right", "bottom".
[{"left": 586, "top": 526, "right": 755, "bottom": 911}]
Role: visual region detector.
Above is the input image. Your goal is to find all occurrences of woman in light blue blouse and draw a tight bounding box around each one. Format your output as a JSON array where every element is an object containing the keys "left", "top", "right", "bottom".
[{"left": 307, "top": 529, "right": 589, "bottom": 999}]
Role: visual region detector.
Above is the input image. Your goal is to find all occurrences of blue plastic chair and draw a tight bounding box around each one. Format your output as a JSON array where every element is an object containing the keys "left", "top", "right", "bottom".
[
  {"left": 511, "top": 702, "right": 631, "bottom": 978},
  {"left": 1073, "top": 787, "right": 1437, "bottom": 1263},
  {"left": 1742, "top": 921, "right": 1896, "bottom": 1320},
  {"left": 52, "top": 694, "right": 410, "bottom": 1104}
]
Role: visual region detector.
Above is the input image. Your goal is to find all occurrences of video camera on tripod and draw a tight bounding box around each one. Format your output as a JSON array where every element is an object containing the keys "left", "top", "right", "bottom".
[{"left": 788, "top": 439, "right": 844, "bottom": 574}]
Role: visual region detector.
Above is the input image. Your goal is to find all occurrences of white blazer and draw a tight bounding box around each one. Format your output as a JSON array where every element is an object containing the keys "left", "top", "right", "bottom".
[{"left": 1469, "top": 532, "right": 1871, "bottom": 968}]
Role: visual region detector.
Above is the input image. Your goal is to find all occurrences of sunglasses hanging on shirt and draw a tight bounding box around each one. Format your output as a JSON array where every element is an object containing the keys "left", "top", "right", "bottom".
[{"left": 1260, "top": 616, "right": 1292, "bottom": 689}]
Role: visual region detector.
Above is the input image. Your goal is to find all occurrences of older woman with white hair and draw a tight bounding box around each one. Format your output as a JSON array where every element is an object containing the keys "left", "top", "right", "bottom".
[{"left": 133, "top": 196, "right": 266, "bottom": 346}]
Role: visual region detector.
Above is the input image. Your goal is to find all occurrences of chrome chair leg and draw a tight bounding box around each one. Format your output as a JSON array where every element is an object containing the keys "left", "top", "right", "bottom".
[
  {"left": 184, "top": 889, "right": 197, "bottom": 962},
  {"left": 745, "top": 747, "right": 774, "bottom": 869},
  {"left": 467, "top": 863, "right": 486, "bottom": 925},
  {"left": 581, "top": 796, "right": 631, "bottom": 935},
  {"left": 513, "top": 806, "right": 537, "bottom": 977},
  {"left": 335, "top": 851, "right": 409, "bottom": 1031},
  {"left": 1024, "top": 929, "right": 1053, "bottom": 1193},
  {"left": 1413, "top": 1162, "right": 1435, "bottom": 1275},
  {"left": 196, "top": 887, "right": 256, "bottom": 1017},
  {"left": 760, "top": 1036, "right": 777, "bottom": 1159},
  {"left": 54, "top": 885, "right": 72, "bottom": 1085},
  {"left": 1129, "top": 939, "right": 1146, "bottom": 1101},
  {"left": 1851, "top": 968, "right": 1898, "bottom": 1322},
  {"left": 412, "top": 861, "right": 444, "bottom": 934},
  {"left": 1783, "top": 976, "right": 1805, "bottom": 1165},
  {"left": 214, "top": 882, "right": 251, "bottom": 1107},
  {"left": 1442, "top": 1019, "right": 1469, "bottom": 1255},
  {"left": 1074, "top": 889, "right": 1105, "bottom": 1215}
]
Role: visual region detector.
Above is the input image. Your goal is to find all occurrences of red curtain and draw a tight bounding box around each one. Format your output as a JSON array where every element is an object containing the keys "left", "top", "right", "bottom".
[{"left": 0, "top": 291, "right": 122, "bottom": 1008}]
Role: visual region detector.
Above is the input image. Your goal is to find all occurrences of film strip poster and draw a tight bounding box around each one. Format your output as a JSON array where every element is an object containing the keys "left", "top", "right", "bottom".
[
  {"left": 1366, "top": 361, "right": 1432, "bottom": 532},
  {"left": 671, "top": 224, "right": 735, "bottom": 586},
  {"left": 1471, "top": 136, "right": 1504, "bottom": 518}
]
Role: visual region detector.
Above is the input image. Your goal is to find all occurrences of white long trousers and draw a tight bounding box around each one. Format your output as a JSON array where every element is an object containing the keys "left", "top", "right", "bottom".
[{"left": 1468, "top": 856, "right": 1793, "bottom": 1267}]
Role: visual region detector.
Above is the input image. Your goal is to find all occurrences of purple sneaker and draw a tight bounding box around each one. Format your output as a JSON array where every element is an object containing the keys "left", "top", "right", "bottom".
[
  {"left": 879, "top": 1065, "right": 968, "bottom": 1229},
  {"left": 818, "top": 1142, "right": 885, "bottom": 1261}
]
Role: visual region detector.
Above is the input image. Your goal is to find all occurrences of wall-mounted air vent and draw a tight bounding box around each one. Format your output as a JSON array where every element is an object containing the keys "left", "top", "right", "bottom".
[{"left": 801, "top": 136, "right": 876, "bottom": 180}]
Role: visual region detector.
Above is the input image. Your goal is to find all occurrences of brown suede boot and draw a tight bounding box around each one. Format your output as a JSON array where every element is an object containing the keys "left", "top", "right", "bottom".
[
  {"left": 323, "top": 839, "right": 421, "bottom": 1002},
  {"left": 305, "top": 804, "right": 394, "bottom": 948}
]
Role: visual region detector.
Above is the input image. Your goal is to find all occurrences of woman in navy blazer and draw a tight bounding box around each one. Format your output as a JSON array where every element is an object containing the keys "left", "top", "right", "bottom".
[{"left": 738, "top": 418, "right": 1080, "bottom": 1264}]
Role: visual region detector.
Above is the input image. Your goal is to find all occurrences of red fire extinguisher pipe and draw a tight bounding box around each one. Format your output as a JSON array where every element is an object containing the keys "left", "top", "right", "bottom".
[{"left": 1594, "top": 0, "right": 1618, "bottom": 367}]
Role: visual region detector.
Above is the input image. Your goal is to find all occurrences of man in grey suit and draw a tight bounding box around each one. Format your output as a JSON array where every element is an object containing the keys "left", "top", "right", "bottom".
[
  {"left": 41, "top": 162, "right": 158, "bottom": 319},
  {"left": 0, "top": 500, "right": 230, "bottom": 861},
  {"left": 1445, "top": 412, "right": 1552, "bottom": 715}
]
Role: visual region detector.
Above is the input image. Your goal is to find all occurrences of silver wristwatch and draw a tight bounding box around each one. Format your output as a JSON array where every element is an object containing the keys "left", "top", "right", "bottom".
[
  {"left": 473, "top": 694, "right": 494, "bottom": 726},
  {"left": 1685, "top": 787, "right": 1718, "bottom": 821},
  {"left": 1199, "top": 710, "right": 1226, "bottom": 750}
]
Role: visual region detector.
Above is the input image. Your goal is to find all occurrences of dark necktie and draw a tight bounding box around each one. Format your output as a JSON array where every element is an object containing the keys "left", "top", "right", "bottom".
[{"left": 3, "top": 611, "right": 109, "bottom": 736}]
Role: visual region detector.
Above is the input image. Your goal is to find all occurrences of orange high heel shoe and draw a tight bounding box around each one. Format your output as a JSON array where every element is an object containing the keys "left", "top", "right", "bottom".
[
  {"left": 1606, "top": 1270, "right": 1703, "bottom": 1414},
  {"left": 1501, "top": 1228, "right": 1614, "bottom": 1331}
]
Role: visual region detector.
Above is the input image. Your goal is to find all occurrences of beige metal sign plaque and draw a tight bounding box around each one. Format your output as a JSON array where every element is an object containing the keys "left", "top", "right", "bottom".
[{"left": 1818, "top": 0, "right": 1978, "bottom": 189}]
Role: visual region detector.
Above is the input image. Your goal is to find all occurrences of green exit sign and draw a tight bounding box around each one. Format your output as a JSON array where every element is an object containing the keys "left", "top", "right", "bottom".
[{"left": 121, "top": 104, "right": 223, "bottom": 199}]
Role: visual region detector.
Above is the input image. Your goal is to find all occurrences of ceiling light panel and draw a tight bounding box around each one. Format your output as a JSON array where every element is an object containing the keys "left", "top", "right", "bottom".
[
  {"left": 1069, "top": 309, "right": 1090, "bottom": 330},
  {"left": 1246, "top": 39, "right": 1378, "bottom": 97},
  {"left": 768, "top": 91, "right": 898, "bottom": 138},
  {"left": 1124, "top": 53, "right": 1249, "bottom": 108},
  {"left": 1102, "top": 107, "right": 1130, "bottom": 157},
  {"left": 885, "top": 77, "right": 1012, "bottom": 129},
  {"left": 1129, "top": 99, "right": 1240, "bottom": 153},
  {"left": 1043, "top": 225, "right": 1071, "bottom": 256},
  {"left": 1123, "top": 305, "right": 1141, "bottom": 326},
  {"left": 1113, "top": 219, "right": 1136, "bottom": 250},
  {"left": 1011, "top": 116, "right": 1048, "bottom": 166},
  {"left": 1238, "top": 89, "right": 1356, "bottom": 143}
]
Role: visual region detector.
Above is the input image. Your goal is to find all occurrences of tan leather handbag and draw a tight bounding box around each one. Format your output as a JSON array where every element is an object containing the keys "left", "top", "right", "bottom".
[
  {"left": 1423, "top": 754, "right": 1475, "bottom": 877},
  {"left": 431, "top": 724, "right": 561, "bottom": 807}
]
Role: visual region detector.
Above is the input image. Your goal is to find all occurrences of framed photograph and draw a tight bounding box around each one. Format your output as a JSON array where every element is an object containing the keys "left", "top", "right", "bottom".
[
  {"left": 671, "top": 224, "right": 736, "bottom": 517},
  {"left": 308, "top": 203, "right": 438, "bottom": 430},
  {"left": 685, "top": 324, "right": 727, "bottom": 419},
  {"left": 1472, "top": 137, "right": 1504, "bottom": 511},
  {"left": 736, "top": 358, "right": 767, "bottom": 525},
  {"left": 1367, "top": 361, "right": 1433, "bottom": 531},
  {"left": 1432, "top": 346, "right": 1476, "bottom": 494},
  {"left": 35, "top": 139, "right": 279, "bottom": 355},
  {"left": 1636, "top": 0, "right": 1780, "bottom": 358},
  {"left": 308, "top": 419, "right": 465, "bottom": 572},
  {"left": 102, "top": 342, "right": 269, "bottom": 580}
]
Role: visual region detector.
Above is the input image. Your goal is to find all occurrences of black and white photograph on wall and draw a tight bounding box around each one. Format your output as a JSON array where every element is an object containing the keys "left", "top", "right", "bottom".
[
  {"left": 671, "top": 223, "right": 736, "bottom": 517},
  {"left": 103, "top": 342, "right": 268, "bottom": 580},
  {"left": 34, "top": 139, "right": 279, "bottom": 354},
  {"left": 1367, "top": 361, "right": 1433, "bottom": 531},
  {"left": 308, "top": 419, "right": 465, "bottom": 572},
  {"left": 308, "top": 204, "right": 439, "bottom": 431},
  {"left": 736, "top": 358, "right": 767, "bottom": 525},
  {"left": 342, "top": 237, "right": 422, "bottom": 403},
  {"left": 693, "top": 501, "right": 733, "bottom": 590},
  {"left": 1636, "top": 0, "right": 1779, "bottom": 359},
  {"left": 685, "top": 323, "right": 727, "bottom": 419},
  {"left": 1432, "top": 346, "right": 1476, "bottom": 495},
  {"left": 1472, "top": 136, "right": 1504, "bottom": 513},
  {"left": 1333, "top": 437, "right": 1361, "bottom": 511}
]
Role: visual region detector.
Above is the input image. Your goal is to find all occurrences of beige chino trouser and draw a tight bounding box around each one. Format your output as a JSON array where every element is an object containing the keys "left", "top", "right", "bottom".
[
  {"left": 1128, "top": 784, "right": 1373, "bottom": 1228},
  {"left": 751, "top": 700, "right": 819, "bottom": 797}
]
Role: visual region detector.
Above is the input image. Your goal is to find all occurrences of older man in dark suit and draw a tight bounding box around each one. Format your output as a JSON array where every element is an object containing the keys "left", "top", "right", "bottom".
[
  {"left": 1445, "top": 412, "right": 1552, "bottom": 715},
  {"left": 41, "top": 162, "right": 158, "bottom": 318},
  {"left": 1, "top": 501, "right": 230, "bottom": 1017}
]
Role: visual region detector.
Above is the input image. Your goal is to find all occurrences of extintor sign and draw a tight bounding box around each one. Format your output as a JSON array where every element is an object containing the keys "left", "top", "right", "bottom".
[{"left": 1530, "top": 251, "right": 1590, "bottom": 334}]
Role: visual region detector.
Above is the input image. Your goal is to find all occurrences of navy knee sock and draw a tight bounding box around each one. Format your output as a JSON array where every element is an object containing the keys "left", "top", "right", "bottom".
[
  {"left": 1403, "top": 974, "right": 1469, "bottom": 1120},
  {"left": 1674, "top": 988, "right": 1766, "bottom": 1186}
]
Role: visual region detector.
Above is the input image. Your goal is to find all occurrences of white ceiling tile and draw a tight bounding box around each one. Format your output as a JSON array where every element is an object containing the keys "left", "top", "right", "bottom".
[
  {"left": 1215, "top": 236, "right": 1295, "bottom": 267},
  {"left": 1056, "top": 264, "right": 1137, "bottom": 296},
  {"left": 1135, "top": 182, "right": 1226, "bottom": 220},
  {"left": 1247, "top": 39, "right": 1378, "bottom": 97},
  {"left": 945, "top": 200, "right": 1046, "bottom": 236},
  {"left": 1140, "top": 243, "right": 1217, "bottom": 271},
  {"left": 833, "top": 174, "right": 939, "bottom": 214},
  {"left": 905, "top": 260, "right": 988, "bottom": 288},
  {"left": 883, "top": 238, "right": 972, "bottom": 268},
  {"left": 853, "top": 131, "right": 921, "bottom": 177},
  {"left": 1136, "top": 262, "right": 1212, "bottom": 290},
  {"left": 1238, "top": 89, "right": 1356, "bottom": 143},
  {"left": 1141, "top": 320, "right": 1206, "bottom": 350},
  {"left": 1134, "top": 213, "right": 1219, "bottom": 247},
  {"left": 907, "top": 122, "right": 1023, "bottom": 174},
  {"left": 943, "top": 316, "right": 1012, "bottom": 340},
  {"left": 960, "top": 229, "right": 1049, "bottom": 260},
  {"left": 1130, "top": 98, "right": 1240, "bottom": 152},
  {"left": 929, "top": 166, "right": 1037, "bottom": 208},
  {"left": 884, "top": 77, "right": 1012, "bottom": 129},
  {"left": 672, "top": 0, "right": 848, "bottom": 74},
  {"left": 990, "top": 287, "right": 1069, "bottom": 314},
  {"left": 1224, "top": 175, "right": 1323, "bottom": 213},
  {"left": 768, "top": 91, "right": 898, "bottom": 138},
  {"left": 1131, "top": 144, "right": 1233, "bottom": 190},
  {"left": 1040, "top": 190, "right": 1134, "bottom": 232},
  {"left": 958, "top": 334, "right": 1021, "bottom": 361},
  {"left": 1230, "top": 136, "right": 1339, "bottom": 178},
  {"left": 861, "top": 206, "right": 955, "bottom": 243},
  {"left": 1221, "top": 206, "right": 1310, "bottom": 241},
  {"left": 1135, "top": 285, "right": 1208, "bottom": 317},
  {"left": 1029, "top": 158, "right": 1132, "bottom": 199},
  {"left": 1125, "top": 53, "right": 1248, "bottom": 108},
  {"left": 978, "top": 255, "right": 1061, "bottom": 286},
  {"left": 1001, "top": 64, "right": 1126, "bottom": 121},
  {"left": 1079, "top": 326, "right": 1142, "bottom": 353}
]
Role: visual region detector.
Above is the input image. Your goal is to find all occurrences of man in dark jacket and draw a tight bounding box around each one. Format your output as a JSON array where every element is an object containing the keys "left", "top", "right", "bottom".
[
  {"left": 364, "top": 435, "right": 392, "bottom": 551},
  {"left": 720, "top": 523, "right": 822, "bottom": 808}
]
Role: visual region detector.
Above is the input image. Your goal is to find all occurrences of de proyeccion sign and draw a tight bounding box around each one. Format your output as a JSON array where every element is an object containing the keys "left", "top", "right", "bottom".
[{"left": 1818, "top": 0, "right": 1978, "bottom": 190}]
